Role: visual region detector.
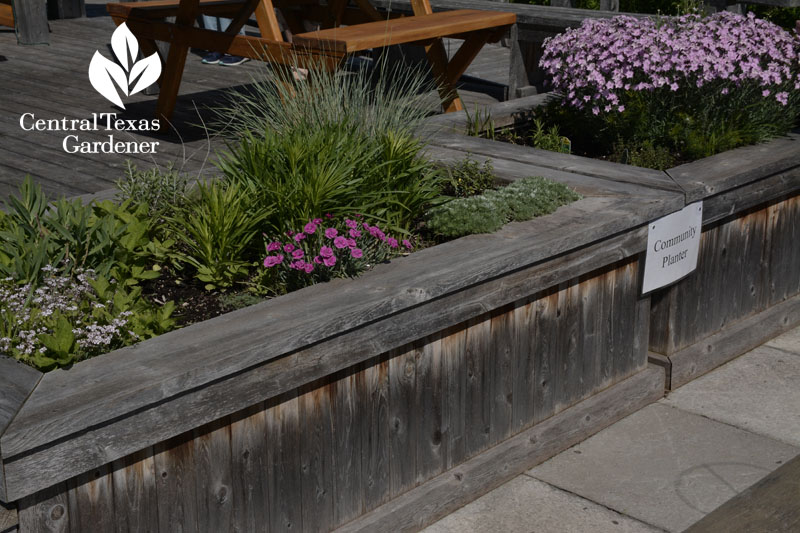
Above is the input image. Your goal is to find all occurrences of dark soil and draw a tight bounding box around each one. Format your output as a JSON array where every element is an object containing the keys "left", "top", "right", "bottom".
[{"left": 141, "top": 266, "right": 227, "bottom": 326}]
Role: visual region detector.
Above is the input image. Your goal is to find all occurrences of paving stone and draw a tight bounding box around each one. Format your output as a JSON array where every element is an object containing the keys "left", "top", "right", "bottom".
[
  {"left": 421, "top": 475, "right": 663, "bottom": 533},
  {"left": 766, "top": 325, "right": 800, "bottom": 355},
  {"left": 527, "top": 403, "right": 799, "bottom": 533},
  {"left": 662, "top": 345, "right": 800, "bottom": 447}
]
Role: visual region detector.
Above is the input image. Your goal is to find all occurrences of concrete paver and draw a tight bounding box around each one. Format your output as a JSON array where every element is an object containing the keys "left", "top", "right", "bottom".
[
  {"left": 766, "top": 327, "right": 800, "bottom": 355},
  {"left": 422, "top": 475, "right": 663, "bottom": 533},
  {"left": 527, "top": 403, "right": 799, "bottom": 532},
  {"left": 661, "top": 345, "right": 800, "bottom": 447}
]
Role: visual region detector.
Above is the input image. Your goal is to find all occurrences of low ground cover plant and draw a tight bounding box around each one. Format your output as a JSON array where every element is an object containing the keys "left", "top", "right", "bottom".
[
  {"left": 530, "top": 12, "right": 800, "bottom": 168},
  {"left": 426, "top": 176, "right": 581, "bottom": 238}
]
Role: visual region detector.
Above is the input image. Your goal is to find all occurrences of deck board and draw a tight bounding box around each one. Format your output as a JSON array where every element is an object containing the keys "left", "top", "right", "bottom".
[{"left": 1, "top": 5, "right": 509, "bottom": 202}]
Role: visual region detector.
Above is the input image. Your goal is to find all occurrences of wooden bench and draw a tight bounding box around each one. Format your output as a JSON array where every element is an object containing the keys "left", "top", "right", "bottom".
[{"left": 106, "top": 0, "right": 515, "bottom": 122}]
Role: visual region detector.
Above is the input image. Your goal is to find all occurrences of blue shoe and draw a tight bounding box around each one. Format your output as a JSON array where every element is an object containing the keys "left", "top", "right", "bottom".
[
  {"left": 201, "top": 51, "right": 223, "bottom": 64},
  {"left": 220, "top": 54, "right": 250, "bottom": 66}
]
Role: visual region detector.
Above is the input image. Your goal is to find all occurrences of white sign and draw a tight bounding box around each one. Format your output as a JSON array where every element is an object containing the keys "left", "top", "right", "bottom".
[{"left": 642, "top": 202, "right": 703, "bottom": 294}]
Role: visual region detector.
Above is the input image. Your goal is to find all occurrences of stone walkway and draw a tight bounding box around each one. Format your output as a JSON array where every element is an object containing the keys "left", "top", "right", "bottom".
[{"left": 423, "top": 326, "right": 800, "bottom": 532}]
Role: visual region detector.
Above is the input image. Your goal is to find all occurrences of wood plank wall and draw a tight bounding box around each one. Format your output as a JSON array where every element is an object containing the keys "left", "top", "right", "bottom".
[
  {"left": 17, "top": 258, "right": 646, "bottom": 533},
  {"left": 650, "top": 194, "right": 800, "bottom": 355}
]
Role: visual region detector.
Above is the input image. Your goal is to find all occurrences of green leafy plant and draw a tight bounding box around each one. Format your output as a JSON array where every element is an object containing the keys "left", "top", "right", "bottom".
[
  {"left": 610, "top": 139, "right": 676, "bottom": 170},
  {"left": 441, "top": 157, "right": 496, "bottom": 198},
  {"left": 166, "top": 180, "right": 271, "bottom": 290},
  {"left": 426, "top": 176, "right": 581, "bottom": 238},
  {"left": 116, "top": 161, "right": 190, "bottom": 218},
  {"left": 0, "top": 266, "right": 175, "bottom": 371},
  {"left": 0, "top": 177, "right": 162, "bottom": 287},
  {"left": 465, "top": 105, "right": 496, "bottom": 139},
  {"left": 529, "top": 119, "right": 571, "bottom": 154}
]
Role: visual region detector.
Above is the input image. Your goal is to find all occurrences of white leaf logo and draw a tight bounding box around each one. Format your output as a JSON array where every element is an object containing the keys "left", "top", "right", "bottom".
[{"left": 88, "top": 22, "right": 162, "bottom": 109}]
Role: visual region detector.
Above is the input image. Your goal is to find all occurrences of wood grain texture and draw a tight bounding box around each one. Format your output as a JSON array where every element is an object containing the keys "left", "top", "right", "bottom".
[
  {"left": 299, "top": 379, "right": 335, "bottom": 533},
  {"left": 1, "top": 196, "right": 668, "bottom": 502},
  {"left": 362, "top": 354, "right": 391, "bottom": 511},
  {"left": 193, "top": 420, "right": 233, "bottom": 532},
  {"left": 669, "top": 292, "right": 800, "bottom": 389},
  {"left": 111, "top": 449, "right": 159, "bottom": 533},
  {"left": 333, "top": 365, "right": 665, "bottom": 533},
  {"left": 331, "top": 367, "right": 364, "bottom": 526},
  {"left": 229, "top": 404, "right": 269, "bottom": 533},
  {"left": 389, "top": 346, "right": 418, "bottom": 497},
  {"left": 67, "top": 465, "right": 115, "bottom": 533},
  {"left": 16, "top": 483, "right": 70, "bottom": 533},
  {"left": 153, "top": 434, "right": 198, "bottom": 533},
  {"left": 416, "top": 336, "right": 445, "bottom": 485},
  {"left": 265, "top": 392, "right": 302, "bottom": 532},
  {"left": 0, "top": 358, "right": 40, "bottom": 503}
]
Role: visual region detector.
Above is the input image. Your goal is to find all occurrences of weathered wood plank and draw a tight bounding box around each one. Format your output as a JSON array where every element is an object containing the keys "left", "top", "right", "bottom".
[
  {"left": 0, "top": 358, "right": 40, "bottom": 495},
  {"left": 362, "top": 354, "right": 391, "bottom": 511},
  {"left": 464, "top": 315, "right": 492, "bottom": 456},
  {"left": 532, "top": 288, "right": 558, "bottom": 423},
  {"left": 67, "top": 464, "right": 115, "bottom": 533},
  {"left": 265, "top": 392, "right": 302, "bottom": 532},
  {"left": 111, "top": 448, "right": 159, "bottom": 533},
  {"left": 11, "top": 0, "right": 49, "bottom": 44},
  {"left": 416, "top": 336, "right": 445, "bottom": 485},
  {"left": 333, "top": 365, "right": 665, "bottom": 533},
  {"left": 16, "top": 483, "right": 70, "bottom": 533},
  {"left": 153, "top": 434, "right": 198, "bottom": 532},
  {"left": 560, "top": 278, "right": 583, "bottom": 408},
  {"left": 331, "top": 367, "right": 364, "bottom": 526},
  {"left": 229, "top": 403, "right": 270, "bottom": 533},
  {"left": 489, "top": 306, "right": 514, "bottom": 445},
  {"left": 580, "top": 271, "right": 604, "bottom": 397},
  {"left": 193, "top": 419, "right": 233, "bottom": 532},
  {"left": 299, "top": 379, "right": 335, "bottom": 533},
  {"left": 389, "top": 346, "right": 417, "bottom": 497},
  {"left": 669, "top": 292, "right": 800, "bottom": 389},
  {"left": 511, "top": 299, "right": 535, "bottom": 432},
  {"left": 667, "top": 134, "right": 800, "bottom": 203},
  {"left": 441, "top": 326, "right": 466, "bottom": 470}
]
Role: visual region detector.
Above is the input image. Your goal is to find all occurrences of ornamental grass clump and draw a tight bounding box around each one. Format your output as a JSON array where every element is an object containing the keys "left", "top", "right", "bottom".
[
  {"left": 540, "top": 12, "right": 800, "bottom": 160},
  {"left": 261, "top": 215, "right": 413, "bottom": 292}
]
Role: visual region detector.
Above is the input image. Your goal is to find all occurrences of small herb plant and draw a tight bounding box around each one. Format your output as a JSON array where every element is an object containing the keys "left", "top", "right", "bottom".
[
  {"left": 441, "top": 157, "right": 496, "bottom": 198},
  {"left": 426, "top": 176, "right": 581, "bottom": 238}
]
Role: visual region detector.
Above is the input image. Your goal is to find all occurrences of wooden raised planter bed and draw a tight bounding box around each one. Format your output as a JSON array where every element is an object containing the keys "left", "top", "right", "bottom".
[
  {"left": 423, "top": 94, "right": 800, "bottom": 391},
  {"left": 0, "top": 131, "right": 682, "bottom": 532}
]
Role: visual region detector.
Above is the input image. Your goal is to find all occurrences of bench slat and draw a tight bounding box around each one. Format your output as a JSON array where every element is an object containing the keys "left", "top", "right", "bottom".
[{"left": 293, "top": 9, "right": 515, "bottom": 53}]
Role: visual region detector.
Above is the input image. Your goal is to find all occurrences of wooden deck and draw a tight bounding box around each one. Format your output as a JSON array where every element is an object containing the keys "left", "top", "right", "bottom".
[{"left": 0, "top": 5, "right": 509, "bottom": 202}]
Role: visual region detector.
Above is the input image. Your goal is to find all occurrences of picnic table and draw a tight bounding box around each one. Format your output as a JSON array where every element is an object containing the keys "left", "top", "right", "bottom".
[{"left": 106, "top": 0, "right": 516, "bottom": 122}]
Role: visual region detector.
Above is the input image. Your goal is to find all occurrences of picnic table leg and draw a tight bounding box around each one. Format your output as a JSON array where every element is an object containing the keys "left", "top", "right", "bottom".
[
  {"left": 423, "top": 38, "right": 464, "bottom": 113},
  {"left": 155, "top": 41, "right": 190, "bottom": 124}
]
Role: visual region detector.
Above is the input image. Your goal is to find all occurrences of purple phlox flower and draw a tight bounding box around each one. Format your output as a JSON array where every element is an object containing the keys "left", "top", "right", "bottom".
[
  {"left": 325, "top": 228, "right": 338, "bottom": 239},
  {"left": 320, "top": 246, "right": 334, "bottom": 258},
  {"left": 350, "top": 248, "right": 363, "bottom": 258},
  {"left": 264, "top": 254, "right": 284, "bottom": 268}
]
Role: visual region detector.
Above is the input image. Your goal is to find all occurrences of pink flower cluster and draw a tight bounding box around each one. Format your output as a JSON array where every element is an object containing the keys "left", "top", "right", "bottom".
[
  {"left": 263, "top": 215, "right": 413, "bottom": 276},
  {"left": 540, "top": 12, "right": 800, "bottom": 112}
]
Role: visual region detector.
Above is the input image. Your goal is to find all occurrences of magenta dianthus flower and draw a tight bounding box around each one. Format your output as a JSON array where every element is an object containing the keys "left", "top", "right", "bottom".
[
  {"left": 263, "top": 255, "right": 284, "bottom": 268},
  {"left": 334, "top": 236, "right": 349, "bottom": 249},
  {"left": 323, "top": 255, "right": 337, "bottom": 267},
  {"left": 325, "top": 228, "right": 338, "bottom": 239},
  {"left": 320, "top": 246, "right": 334, "bottom": 258},
  {"left": 350, "top": 248, "right": 363, "bottom": 258},
  {"left": 304, "top": 222, "right": 317, "bottom": 234}
]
